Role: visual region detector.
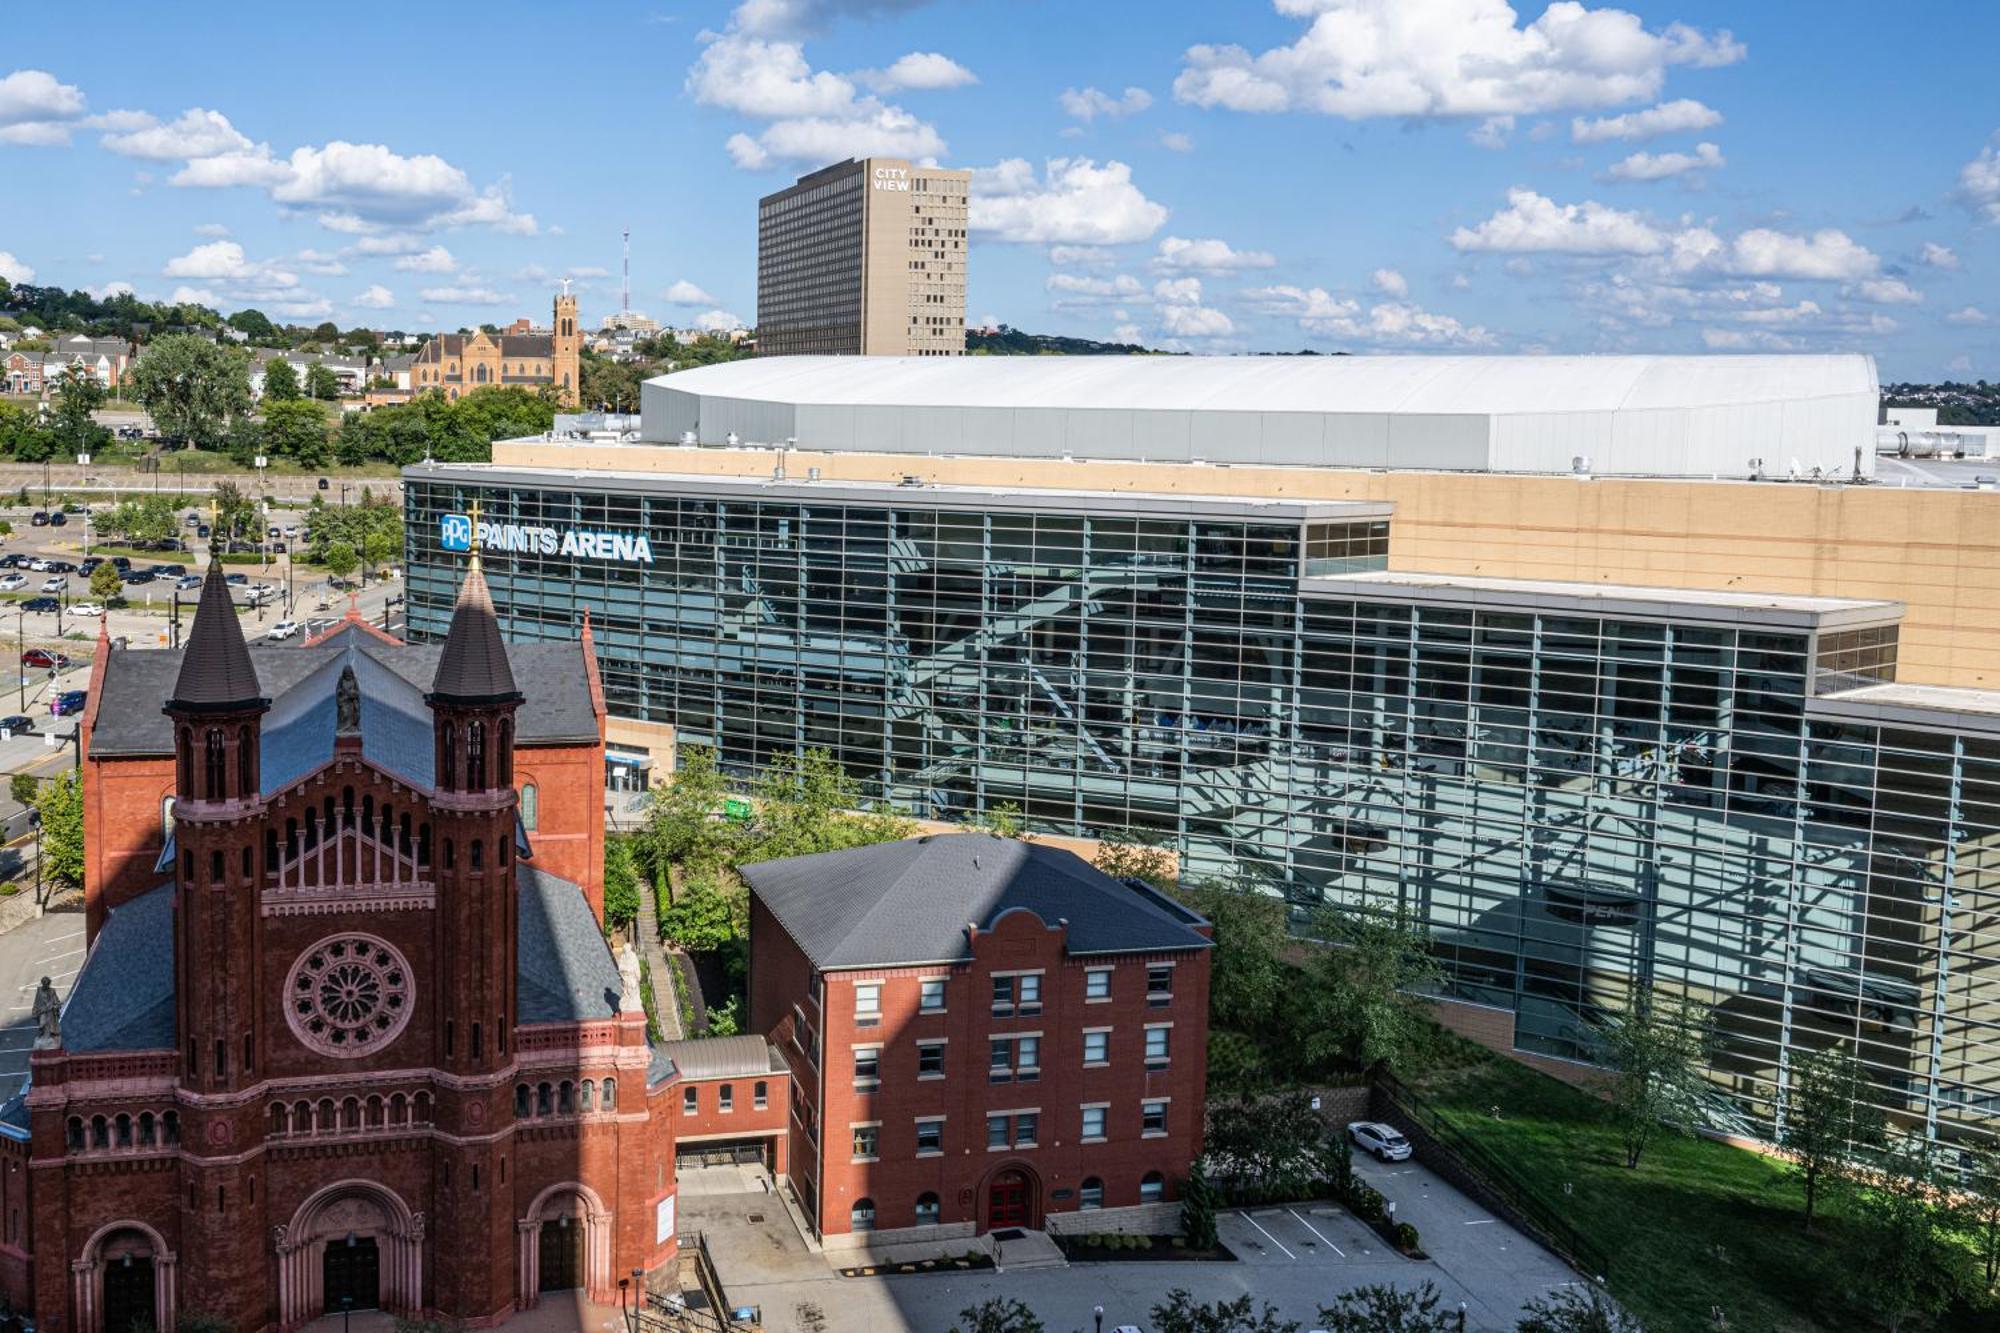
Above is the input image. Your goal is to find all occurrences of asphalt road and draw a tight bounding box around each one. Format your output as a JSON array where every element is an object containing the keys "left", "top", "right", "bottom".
[{"left": 0, "top": 911, "right": 86, "bottom": 1103}]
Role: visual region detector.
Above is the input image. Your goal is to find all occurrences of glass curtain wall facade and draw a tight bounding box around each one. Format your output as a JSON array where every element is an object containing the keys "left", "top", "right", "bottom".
[{"left": 404, "top": 471, "right": 2000, "bottom": 1151}]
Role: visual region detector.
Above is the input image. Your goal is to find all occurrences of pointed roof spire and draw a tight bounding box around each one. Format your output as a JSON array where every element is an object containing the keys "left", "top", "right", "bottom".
[
  {"left": 169, "top": 553, "right": 263, "bottom": 712},
  {"left": 429, "top": 543, "right": 519, "bottom": 705}
]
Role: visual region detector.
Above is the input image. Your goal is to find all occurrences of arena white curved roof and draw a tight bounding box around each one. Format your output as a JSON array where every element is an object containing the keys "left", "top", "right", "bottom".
[{"left": 640, "top": 353, "right": 1879, "bottom": 479}]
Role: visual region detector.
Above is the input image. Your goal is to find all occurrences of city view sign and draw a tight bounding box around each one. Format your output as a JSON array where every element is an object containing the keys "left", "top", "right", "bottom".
[{"left": 440, "top": 512, "right": 655, "bottom": 564}]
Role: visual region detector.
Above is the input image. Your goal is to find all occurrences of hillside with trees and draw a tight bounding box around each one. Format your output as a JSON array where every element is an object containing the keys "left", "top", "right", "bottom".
[
  {"left": 967, "top": 325, "right": 1155, "bottom": 355},
  {"left": 1882, "top": 380, "right": 2000, "bottom": 426}
]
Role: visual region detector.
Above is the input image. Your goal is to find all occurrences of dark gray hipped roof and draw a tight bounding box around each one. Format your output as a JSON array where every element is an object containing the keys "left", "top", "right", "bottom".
[
  {"left": 431, "top": 560, "right": 519, "bottom": 703},
  {"left": 58, "top": 867, "right": 620, "bottom": 1055},
  {"left": 261, "top": 641, "right": 435, "bottom": 790},
  {"left": 90, "top": 620, "right": 596, "bottom": 761},
  {"left": 741, "top": 833, "right": 1211, "bottom": 970},
  {"left": 517, "top": 865, "right": 623, "bottom": 1023},
  {"left": 63, "top": 882, "right": 177, "bottom": 1052},
  {"left": 169, "top": 561, "right": 263, "bottom": 710}
]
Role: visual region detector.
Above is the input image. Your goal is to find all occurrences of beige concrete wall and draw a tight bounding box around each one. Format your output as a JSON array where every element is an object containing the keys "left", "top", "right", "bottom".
[
  {"left": 606, "top": 716, "right": 678, "bottom": 779},
  {"left": 490, "top": 440, "right": 2000, "bottom": 690}
]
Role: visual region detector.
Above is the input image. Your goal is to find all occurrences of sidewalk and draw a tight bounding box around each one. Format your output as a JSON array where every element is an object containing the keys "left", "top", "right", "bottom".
[{"left": 637, "top": 881, "right": 685, "bottom": 1040}]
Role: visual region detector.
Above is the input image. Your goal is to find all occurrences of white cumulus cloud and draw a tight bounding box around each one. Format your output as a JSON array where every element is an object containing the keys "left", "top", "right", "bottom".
[
  {"left": 1160, "top": 131, "right": 1195, "bottom": 153},
  {"left": 1572, "top": 97, "right": 1722, "bottom": 142},
  {"left": 1851, "top": 277, "right": 1921, "bottom": 306},
  {"left": 100, "top": 108, "right": 254, "bottom": 161},
  {"left": 0, "top": 252, "right": 34, "bottom": 284},
  {"left": 393, "top": 246, "right": 457, "bottom": 273},
  {"left": 1059, "top": 86, "right": 1153, "bottom": 121},
  {"left": 1175, "top": 2, "right": 1742, "bottom": 120},
  {"left": 970, "top": 158, "right": 1168, "bottom": 245},
  {"left": 1154, "top": 236, "right": 1276, "bottom": 272},
  {"left": 695, "top": 309, "right": 747, "bottom": 332},
  {"left": 351, "top": 284, "right": 396, "bottom": 309},
  {"left": 1371, "top": 267, "right": 1408, "bottom": 296},
  {"left": 0, "top": 69, "right": 86, "bottom": 145},
  {"left": 419, "top": 285, "right": 511, "bottom": 305},
  {"left": 1944, "top": 305, "right": 1989, "bottom": 326},
  {"left": 1604, "top": 141, "right": 1723, "bottom": 181},
  {"left": 862, "top": 52, "right": 977, "bottom": 92},
  {"left": 1450, "top": 187, "right": 1667, "bottom": 255},
  {"left": 665, "top": 280, "right": 719, "bottom": 306},
  {"left": 1246, "top": 283, "right": 1492, "bottom": 346},
  {"left": 1918, "top": 242, "right": 1959, "bottom": 270}
]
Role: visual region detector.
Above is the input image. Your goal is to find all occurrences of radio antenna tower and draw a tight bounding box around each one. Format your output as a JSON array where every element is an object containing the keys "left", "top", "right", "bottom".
[{"left": 622, "top": 228, "right": 631, "bottom": 317}]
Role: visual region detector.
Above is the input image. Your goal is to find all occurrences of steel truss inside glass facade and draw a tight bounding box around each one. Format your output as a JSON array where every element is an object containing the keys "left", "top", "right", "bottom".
[{"left": 404, "top": 471, "right": 2000, "bottom": 1151}]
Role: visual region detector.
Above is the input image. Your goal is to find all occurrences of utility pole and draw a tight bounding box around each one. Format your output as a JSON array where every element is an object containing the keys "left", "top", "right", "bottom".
[{"left": 623, "top": 228, "right": 631, "bottom": 319}]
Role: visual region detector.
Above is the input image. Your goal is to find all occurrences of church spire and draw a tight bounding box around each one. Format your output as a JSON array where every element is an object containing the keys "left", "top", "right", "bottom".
[
  {"left": 169, "top": 553, "right": 262, "bottom": 712},
  {"left": 429, "top": 517, "right": 519, "bottom": 705}
]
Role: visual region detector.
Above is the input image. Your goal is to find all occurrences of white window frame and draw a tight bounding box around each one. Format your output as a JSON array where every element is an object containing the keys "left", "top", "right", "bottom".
[
  {"left": 850, "top": 1120, "right": 882, "bottom": 1162},
  {"left": 917, "top": 1039, "right": 947, "bottom": 1080},
  {"left": 1144, "top": 1022, "right": 1172, "bottom": 1068},
  {"left": 853, "top": 981, "right": 882, "bottom": 1026},
  {"left": 1081, "top": 1026, "right": 1111, "bottom": 1067},
  {"left": 1084, "top": 967, "right": 1112, "bottom": 1002},
  {"left": 914, "top": 1116, "right": 946, "bottom": 1157},
  {"left": 1079, "top": 1102, "right": 1108, "bottom": 1143},
  {"left": 1141, "top": 1098, "right": 1170, "bottom": 1138},
  {"left": 852, "top": 1044, "right": 882, "bottom": 1090},
  {"left": 919, "top": 976, "right": 948, "bottom": 1013}
]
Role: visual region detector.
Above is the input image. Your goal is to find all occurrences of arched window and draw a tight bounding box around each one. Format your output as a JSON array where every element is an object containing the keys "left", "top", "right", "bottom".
[
  {"left": 515, "top": 1084, "right": 531, "bottom": 1117},
  {"left": 391, "top": 1093, "right": 407, "bottom": 1125},
  {"left": 270, "top": 1104, "right": 288, "bottom": 1135},
  {"left": 239, "top": 725, "right": 256, "bottom": 796},
  {"left": 441, "top": 725, "right": 457, "bottom": 791},
  {"left": 601, "top": 1077, "right": 616, "bottom": 1111},
  {"left": 162, "top": 1111, "right": 180, "bottom": 1144},
  {"left": 113, "top": 1114, "right": 132, "bottom": 1148},
  {"left": 536, "top": 1083, "right": 553, "bottom": 1116},
  {"left": 139, "top": 1112, "right": 156, "bottom": 1146},
  {"left": 176, "top": 728, "right": 192, "bottom": 794},
  {"left": 558, "top": 1081, "right": 575, "bottom": 1114},
  {"left": 293, "top": 1101, "right": 311, "bottom": 1133},
  {"left": 1139, "top": 1171, "right": 1164, "bottom": 1203},
  {"left": 1079, "top": 1177, "right": 1104, "bottom": 1210},
  {"left": 203, "top": 728, "right": 225, "bottom": 798},
  {"left": 466, "top": 720, "right": 486, "bottom": 790},
  {"left": 851, "top": 1199, "right": 876, "bottom": 1232},
  {"left": 210, "top": 849, "right": 224, "bottom": 884},
  {"left": 90, "top": 1116, "right": 108, "bottom": 1150},
  {"left": 65, "top": 1117, "right": 82, "bottom": 1152},
  {"left": 317, "top": 1098, "right": 335, "bottom": 1131},
  {"left": 915, "top": 1192, "right": 940, "bottom": 1226},
  {"left": 470, "top": 838, "right": 483, "bottom": 871},
  {"left": 520, "top": 783, "right": 538, "bottom": 831},
  {"left": 499, "top": 719, "right": 513, "bottom": 782},
  {"left": 580, "top": 1080, "right": 595, "bottom": 1111},
  {"left": 368, "top": 1096, "right": 385, "bottom": 1127},
  {"left": 414, "top": 1092, "right": 432, "bottom": 1123}
]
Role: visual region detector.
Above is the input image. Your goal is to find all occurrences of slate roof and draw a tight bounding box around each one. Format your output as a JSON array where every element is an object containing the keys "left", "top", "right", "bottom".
[
  {"left": 517, "top": 865, "right": 623, "bottom": 1023},
  {"left": 63, "top": 882, "right": 177, "bottom": 1052},
  {"left": 90, "top": 620, "right": 596, "bottom": 760},
  {"left": 657, "top": 1034, "right": 785, "bottom": 1080},
  {"left": 741, "top": 833, "right": 1212, "bottom": 970},
  {"left": 169, "top": 561, "right": 263, "bottom": 710},
  {"left": 431, "top": 560, "right": 519, "bottom": 703},
  {"left": 261, "top": 640, "right": 436, "bottom": 790},
  {"left": 57, "top": 867, "right": 619, "bottom": 1055}
]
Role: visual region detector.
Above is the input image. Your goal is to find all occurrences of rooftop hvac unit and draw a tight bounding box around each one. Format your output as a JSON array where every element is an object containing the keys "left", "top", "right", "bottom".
[
  {"left": 808, "top": 467, "right": 821, "bottom": 482},
  {"left": 726, "top": 432, "right": 740, "bottom": 447},
  {"left": 681, "top": 430, "right": 696, "bottom": 446}
]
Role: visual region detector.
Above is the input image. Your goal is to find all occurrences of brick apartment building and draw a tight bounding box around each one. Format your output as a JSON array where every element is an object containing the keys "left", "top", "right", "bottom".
[{"left": 742, "top": 834, "right": 1213, "bottom": 1245}]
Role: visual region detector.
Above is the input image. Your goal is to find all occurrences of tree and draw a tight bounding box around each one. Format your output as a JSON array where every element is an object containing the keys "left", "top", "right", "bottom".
[
  {"left": 1299, "top": 903, "right": 1444, "bottom": 1078},
  {"left": 1601, "top": 993, "right": 1715, "bottom": 1169},
  {"left": 1778, "top": 1041, "right": 1885, "bottom": 1230},
  {"left": 34, "top": 771, "right": 83, "bottom": 890},
  {"left": 262, "top": 358, "right": 301, "bottom": 401},
  {"left": 49, "top": 366, "right": 108, "bottom": 456},
  {"left": 323, "top": 541, "right": 358, "bottom": 580},
  {"left": 747, "top": 748, "right": 911, "bottom": 861},
  {"left": 131, "top": 335, "right": 251, "bottom": 449},
  {"left": 262, "top": 399, "right": 330, "bottom": 468},
  {"left": 305, "top": 363, "right": 341, "bottom": 401},
  {"left": 657, "top": 869, "right": 746, "bottom": 952},
  {"left": 362, "top": 527, "right": 397, "bottom": 577},
  {"left": 1152, "top": 1292, "right": 1298, "bottom": 1333},
  {"left": 1095, "top": 828, "right": 1176, "bottom": 889},
  {"left": 1847, "top": 1138, "right": 1964, "bottom": 1331},
  {"left": 211, "top": 481, "right": 259, "bottom": 552},
  {"left": 8, "top": 773, "right": 37, "bottom": 808},
  {"left": 1202, "top": 1090, "right": 1331, "bottom": 1204},
  {"left": 968, "top": 800, "right": 1026, "bottom": 838},
  {"left": 641, "top": 745, "right": 737, "bottom": 873},
  {"left": 951, "top": 1299, "right": 1043, "bottom": 1333},
  {"left": 1316, "top": 1282, "right": 1456, "bottom": 1333},
  {"left": 227, "top": 309, "right": 279, "bottom": 343},
  {"left": 89, "top": 561, "right": 123, "bottom": 602},
  {"left": 1515, "top": 1284, "right": 1644, "bottom": 1333},
  {"left": 603, "top": 836, "right": 641, "bottom": 934},
  {"left": 1964, "top": 1143, "right": 2000, "bottom": 1291},
  {"left": 1181, "top": 1162, "right": 1221, "bottom": 1250}
]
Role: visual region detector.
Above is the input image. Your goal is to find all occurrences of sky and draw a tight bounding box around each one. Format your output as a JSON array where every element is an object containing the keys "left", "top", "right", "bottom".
[{"left": 2, "top": 0, "right": 1998, "bottom": 379}]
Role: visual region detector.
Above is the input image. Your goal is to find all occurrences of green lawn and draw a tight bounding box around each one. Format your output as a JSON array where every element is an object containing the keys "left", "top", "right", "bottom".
[{"left": 1413, "top": 1055, "right": 1993, "bottom": 1333}]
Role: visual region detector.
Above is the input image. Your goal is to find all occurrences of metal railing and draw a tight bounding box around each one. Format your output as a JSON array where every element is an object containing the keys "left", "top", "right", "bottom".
[{"left": 1375, "top": 1072, "right": 1613, "bottom": 1282}]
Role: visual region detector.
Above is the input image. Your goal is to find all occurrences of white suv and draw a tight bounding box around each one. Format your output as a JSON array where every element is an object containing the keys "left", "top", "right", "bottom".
[{"left": 1347, "top": 1121, "right": 1414, "bottom": 1162}]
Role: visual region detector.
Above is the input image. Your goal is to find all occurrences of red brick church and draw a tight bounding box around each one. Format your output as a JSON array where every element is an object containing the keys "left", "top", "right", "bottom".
[{"left": 2, "top": 556, "right": 686, "bottom": 1331}]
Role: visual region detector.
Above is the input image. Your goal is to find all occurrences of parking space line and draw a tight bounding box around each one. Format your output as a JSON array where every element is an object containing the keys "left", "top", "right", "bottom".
[
  {"left": 1464, "top": 1219, "right": 1496, "bottom": 1226},
  {"left": 1240, "top": 1211, "right": 1296, "bottom": 1260},
  {"left": 40, "top": 947, "right": 84, "bottom": 963},
  {"left": 1287, "top": 1208, "right": 1343, "bottom": 1257}
]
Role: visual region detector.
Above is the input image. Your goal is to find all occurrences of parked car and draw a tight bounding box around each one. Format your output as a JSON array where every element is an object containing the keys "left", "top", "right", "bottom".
[
  {"left": 176, "top": 574, "right": 203, "bottom": 590},
  {"left": 38, "top": 577, "right": 65, "bottom": 594},
  {"left": 25, "top": 559, "right": 50, "bottom": 573},
  {"left": 271, "top": 541, "right": 287, "bottom": 554},
  {"left": 68, "top": 603, "right": 105, "bottom": 618},
  {"left": 267, "top": 526, "right": 281, "bottom": 539},
  {"left": 120, "top": 569, "right": 155, "bottom": 586},
  {"left": 0, "top": 555, "right": 22, "bottom": 569},
  {"left": 266, "top": 620, "right": 301, "bottom": 640},
  {"left": 1347, "top": 1121, "right": 1414, "bottom": 1162},
  {"left": 48, "top": 512, "right": 66, "bottom": 527},
  {"left": 195, "top": 524, "right": 211, "bottom": 539},
  {"left": 79, "top": 558, "right": 102, "bottom": 576},
  {"left": 224, "top": 573, "right": 248, "bottom": 587},
  {"left": 0, "top": 715, "right": 33, "bottom": 737},
  {"left": 19, "top": 649, "right": 69, "bottom": 670},
  {"left": 42, "top": 561, "right": 74, "bottom": 574},
  {"left": 154, "top": 563, "right": 187, "bottom": 576},
  {"left": 20, "top": 598, "right": 60, "bottom": 614},
  {"left": 109, "top": 557, "right": 131, "bottom": 571},
  {"left": 184, "top": 512, "right": 201, "bottom": 527},
  {"left": 317, "top": 477, "right": 330, "bottom": 490},
  {"left": 0, "top": 575, "right": 24, "bottom": 592},
  {"left": 284, "top": 526, "right": 299, "bottom": 538},
  {"left": 48, "top": 690, "right": 86, "bottom": 717},
  {"left": 28, "top": 512, "right": 48, "bottom": 527}
]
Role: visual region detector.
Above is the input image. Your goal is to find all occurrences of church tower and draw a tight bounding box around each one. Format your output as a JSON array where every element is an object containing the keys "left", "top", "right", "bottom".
[
  {"left": 425, "top": 544, "right": 526, "bottom": 1318},
  {"left": 164, "top": 554, "right": 270, "bottom": 1318},
  {"left": 552, "top": 287, "right": 580, "bottom": 408}
]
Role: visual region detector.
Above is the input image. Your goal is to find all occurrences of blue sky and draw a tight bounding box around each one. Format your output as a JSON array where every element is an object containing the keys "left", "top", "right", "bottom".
[{"left": 3, "top": 0, "right": 1997, "bottom": 378}]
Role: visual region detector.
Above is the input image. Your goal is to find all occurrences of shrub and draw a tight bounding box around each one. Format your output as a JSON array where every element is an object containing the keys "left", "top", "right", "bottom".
[
  {"left": 1393, "top": 1221, "right": 1420, "bottom": 1251},
  {"left": 1349, "top": 1184, "right": 1385, "bottom": 1222}
]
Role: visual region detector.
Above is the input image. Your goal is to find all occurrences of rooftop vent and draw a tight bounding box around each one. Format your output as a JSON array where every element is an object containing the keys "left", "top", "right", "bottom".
[{"left": 898, "top": 474, "right": 924, "bottom": 487}]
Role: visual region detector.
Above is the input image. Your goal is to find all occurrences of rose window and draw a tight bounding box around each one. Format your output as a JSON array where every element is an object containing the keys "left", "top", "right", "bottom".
[{"left": 285, "top": 935, "right": 412, "bottom": 1057}]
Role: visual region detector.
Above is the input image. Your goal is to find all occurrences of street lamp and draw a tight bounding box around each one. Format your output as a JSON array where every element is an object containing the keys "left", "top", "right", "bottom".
[
  {"left": 1094, "top": 1307, "right": 1104, "bottom": 1333},
  {"left": 14, "top": 606, "right": 23, "bottom": 711}
]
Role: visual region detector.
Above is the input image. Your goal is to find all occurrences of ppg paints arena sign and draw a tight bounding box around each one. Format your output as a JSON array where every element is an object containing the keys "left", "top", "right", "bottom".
[{"left": 440, "top": 512, "right": 655, "bottom": 564}]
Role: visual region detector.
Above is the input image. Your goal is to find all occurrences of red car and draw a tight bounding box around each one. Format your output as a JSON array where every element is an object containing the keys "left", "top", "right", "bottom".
[{"left": 19, "top": 650, "right": 71, "bottom": 671}]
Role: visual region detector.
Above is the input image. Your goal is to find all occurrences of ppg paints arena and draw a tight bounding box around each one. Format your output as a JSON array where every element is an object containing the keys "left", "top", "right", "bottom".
[{"left": 404, "top": 353, "right": 2000, "bottom": 1151}]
